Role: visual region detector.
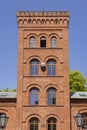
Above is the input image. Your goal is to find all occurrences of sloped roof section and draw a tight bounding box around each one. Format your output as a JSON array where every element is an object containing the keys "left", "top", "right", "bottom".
[
  {"left": 70, "top": 92, "right": 87, "bottom": 99},
  {"left": 0, "top": 92, "right": 87, "bottom": 99},
  {"left": 0, "top": 92, "right": 17, "bottom": 98}
]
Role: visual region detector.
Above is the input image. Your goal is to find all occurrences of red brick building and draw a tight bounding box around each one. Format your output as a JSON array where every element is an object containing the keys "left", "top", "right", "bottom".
[{"left": 0, "top": 11, "right": 87, "bottom": 130}]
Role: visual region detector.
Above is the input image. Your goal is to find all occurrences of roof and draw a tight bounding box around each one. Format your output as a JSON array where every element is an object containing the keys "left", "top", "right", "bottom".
[
  {"left": 0, "top": 92, "right": 87, "bottom": 99},
  {"left": 70, "top": 92, "right": 87, "bottom": 99},
  {"left": 0, "top": 92, "right": 17, "bottom": 98}
]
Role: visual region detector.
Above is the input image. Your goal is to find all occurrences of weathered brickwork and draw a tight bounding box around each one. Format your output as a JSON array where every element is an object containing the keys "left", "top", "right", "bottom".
[{"left": 16, "top": 11, "right": 70, "bottom": 130}]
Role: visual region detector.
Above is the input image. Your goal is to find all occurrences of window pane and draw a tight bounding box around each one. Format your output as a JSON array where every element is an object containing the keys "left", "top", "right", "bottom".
[
  {"left": 30, "top": 94, "right": 38, "bottom": 105},
  {"left": 30, "top": 89, "right": 38, "bottom": 105},
  {"left": 48, "top": 124, "right": 51, "bottom": 130},
  {"left": 41, "top": 37, "right": 46, "bottom": 40},
  {"left": 30, "top": 118, "right": 38, "bottom": 130},
  {"left": 35, "top": 124, "right": 38, "bottom": 130},
  {"left": 47, "top": 60, "right": 56, "bottom": 76},
  {"left": 30, "top": 66, "right": 34, "bottom": 75},
  {"left": 35, "top": 94, "right": 38, "bottom": 104},
  {"left": 40, "top": 36, "right": 46, "bottom": 48},
  {"left": 35, "top": 65, "right": 38, "bottom": 75},
  {"left": 48, "top": 65, "right": 51, "bottom": 75},
  {"left": 30, "top": 94, "right": 35, "bottom": 104},
  {"left": 51, "top": 37, "right": 56, "bottom": 48},
  {"left": 52, "top": 66, "right": 56, "bottom": 75},
  {"left": 30, "top": 60, "right": 39, "bottom": 76},
  {"left": 53, "top": 124, "right": 56, "bottom": 130},
  {"left": 47, "top": 118, "right": 56, "bottom": 130},
  {"left": 30, "top": 37, "right": 36, "bottom": 48},
  {"left": 48, "top": 94, "right": 51, "bottom": 104},
  {"left": 52, "top": 94, "right": 56, "bottom": 104},
  {"left": 48, "top": 89, "right": 56, "bottom": 105},
  {"left": 30, "top": 124, "right": 34, "bottom": 130}
]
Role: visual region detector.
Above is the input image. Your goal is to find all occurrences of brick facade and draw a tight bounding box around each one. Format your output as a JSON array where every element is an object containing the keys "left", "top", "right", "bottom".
[
  {"left": 0, "top": 11, "right": 87, "bottom": 130},
  {"left": 16, "top": 11, "right": 70, "bottom": 130}
]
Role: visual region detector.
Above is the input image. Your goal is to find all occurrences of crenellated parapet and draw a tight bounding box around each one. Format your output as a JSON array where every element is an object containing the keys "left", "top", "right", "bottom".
[{"left": 17, "top": 11, "right": 70, "bottom": 27}]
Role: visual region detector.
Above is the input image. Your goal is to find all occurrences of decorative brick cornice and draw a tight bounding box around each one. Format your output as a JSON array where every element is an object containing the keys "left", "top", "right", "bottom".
[
  {"left": 0, "top": 104, "right": 16, "bottom": 107},
  {"left": 17, "top": 11, "right": 69, "bottom": 17},
  {"left": 71, "top": 104, "right": 87, "bottom": 107},
  {"left": 17, "top": 11, "right": 70, "bottom": 27}
]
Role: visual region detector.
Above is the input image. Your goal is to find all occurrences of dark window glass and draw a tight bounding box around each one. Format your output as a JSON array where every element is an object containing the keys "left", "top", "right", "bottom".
[
  {"left": 51, "top": 37, "right": 57, "bottom": 48},
  {"left": 30, "top": 118, "right": 39, "bottom": 130},
  {"left": 40, "top": 37, "right": 46, "bottom": 48},
  {"left": 30, "top": 88, "right": 39, "bottom": 105},
  {"left": 47, "top": 60, "right": 56, "bottom": 76},
  {"left": 30, "top": 60, "right": 39, "bottom": 76},
  {"left": 48, "top": 88, "right": 56, "bottom": 105},
  {"left": 47, "top": 118, "right": 56, "bottom": 130},
  {"left": 30, "top": 37, "right": 36, "bottom": 48}
]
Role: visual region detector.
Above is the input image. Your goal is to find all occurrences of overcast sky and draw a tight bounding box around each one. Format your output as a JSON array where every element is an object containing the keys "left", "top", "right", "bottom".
[{"left": 0, "top": 0, "right": 87, "bottom": 89}]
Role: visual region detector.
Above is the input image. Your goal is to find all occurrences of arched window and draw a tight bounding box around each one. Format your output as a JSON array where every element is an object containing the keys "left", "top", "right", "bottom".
[
  {"left": 51, "top": 37, "right": 57, "bottom": 48},
  {"left": 47, "top": 60, "right": 56, "bottom": 76},
  {"left": 30, "top": 37, "right": 36, "bottom": 48},
  {"left": 47, "top": 118, "right": 56, "bottom": 130},
  {"left": 29, "top": 118, "right": 39, "bottom": 130},
  {"left": 30, "top": 60, "right": 39, "bottom": 76},
  {"left": 30, "top": 88, "right": 39, "bottom": 105},
  {"left": 47, "top": 88, "right": 56, "bottom": 105},
  {"left": 40, "top": 36, "right": 46, "bottom": 48}
]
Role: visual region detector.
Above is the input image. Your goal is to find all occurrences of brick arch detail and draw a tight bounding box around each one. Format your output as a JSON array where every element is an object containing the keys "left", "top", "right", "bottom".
[
  {"left": 0, "top": 109, "right": 8, "bottom": 113},
  {"left": 49, "top": 33, "right": 59, "bottom": 38},
  {"left": 44, "top": 114, "right": 59, "bottom": 123},
  {"left": 25, "top": 114, "right": 42, "bottom": 123},
  {"left": 26, "top": 33, "right": 38, "bottom": 39},
  {"left": 26, "top": 55, "right": 42, "bottom": 63},
  {"left": 18, "top": 19, "right": 23, "bottom": 25},
  {"left": 59, "top": 19, "right": 64, "bottom": 24},
  {"left": 44, "top": 55, "right": 59, "bottom": 63},
  {"left": 37, "top": 19, "right": 41, "bottom": 24},
  {"left": 79, "top": 109, "right": 87, "bottom": 114},
  {"left": 39, "top": 33, "right": 49, "bottom": 38},
  {"left": 32, "top": 19, "right": 37, "bottom": 24},
  {"left": 23, "top": 19, "right": 28, "bottom": 25},
  {"left": 0, "top": 109, "right": 9, "bottom": 118},
  {"left": 26, "top": 84, "right": 42, "bottom": 92},
  {"left": 41, "top": 19, "right": 46, "bottom": 24},
  {"left": 44, "top": 84, "right": 60, "bottom": 92},
  {"left": 50, "top": 19, "right": 55, "bottom": 24}
]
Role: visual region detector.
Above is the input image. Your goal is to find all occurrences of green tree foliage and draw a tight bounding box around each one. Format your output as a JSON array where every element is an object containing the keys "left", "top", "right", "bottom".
[
  {"left": 0, "top": 87, "right": 16, "bottom": 92},
  {"left": 69, "top": 70, "right": 87, "bottom": 92},
  {"left": 0, "top": 70, "right": 87, "bottom": 92}
]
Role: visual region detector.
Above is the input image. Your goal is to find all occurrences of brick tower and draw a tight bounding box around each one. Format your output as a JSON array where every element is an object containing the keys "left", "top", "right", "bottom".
[{"left": 16, "top": 11, "right": 70, "bottom": 130}]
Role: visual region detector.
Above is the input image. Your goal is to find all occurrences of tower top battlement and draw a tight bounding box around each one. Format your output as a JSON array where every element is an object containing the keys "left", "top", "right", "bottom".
[
  {"left": 17, "top": 11, "right": 69, "bottom": 17},
  {"left": 17, "top": 11, "right": 70, "bottom": 27}
]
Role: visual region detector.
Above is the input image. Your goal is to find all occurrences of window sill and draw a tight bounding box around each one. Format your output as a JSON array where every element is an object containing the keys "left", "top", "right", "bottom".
[
  {"left": 23, "top": 105, "right": 64, "bottom": 107},
  {"left": 24, "top": 47, "right": 63, "bottom": 49},
  {"left": 23, "top": 75, "right": 64, "bottom": 78}
]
